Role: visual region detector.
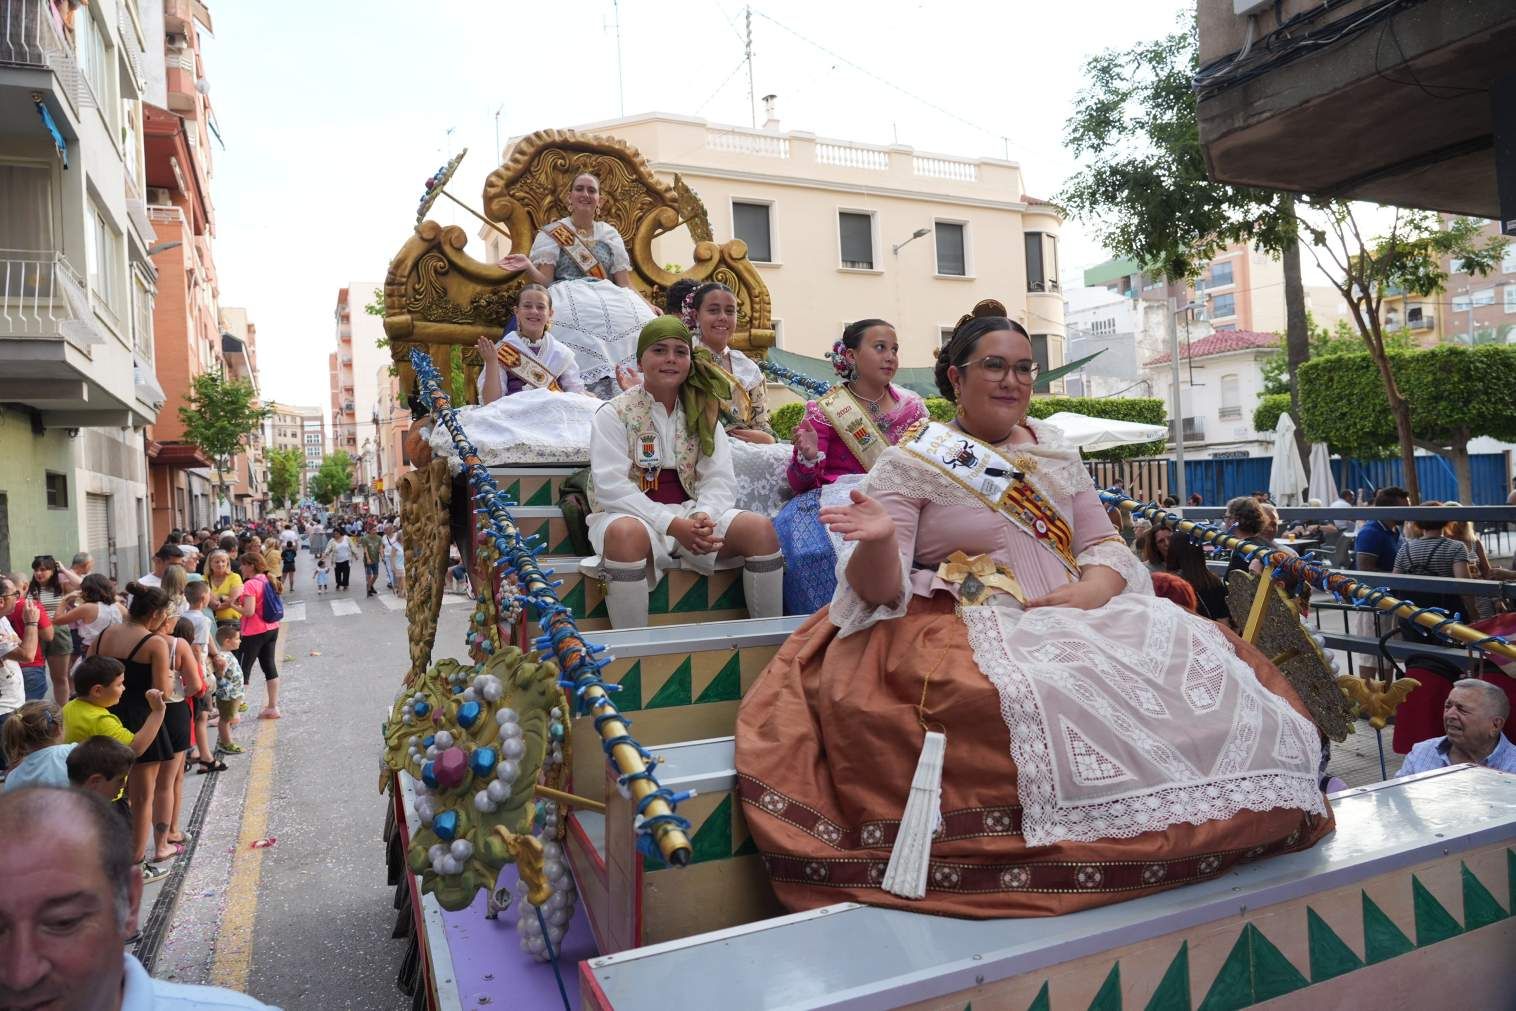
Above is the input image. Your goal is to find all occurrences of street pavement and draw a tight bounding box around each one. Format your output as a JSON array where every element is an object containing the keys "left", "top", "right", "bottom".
[
  {"left": 139, "top": 547, "right": 1421, "bottom": 1007},
  {"left": 149, "top": 549, "right": 473, "bottom": 1009}
]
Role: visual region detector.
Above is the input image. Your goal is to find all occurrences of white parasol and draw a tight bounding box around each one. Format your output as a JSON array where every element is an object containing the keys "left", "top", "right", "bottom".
[
  {"left": 1307, "top": 442, "right": 1339, "bottom": 505},
  {"left": 1040, "top": 412, "right": 1169, "bottom": 452},
  {"left": 1268, "top": 412, "right": 1310, "bottom": 506}
]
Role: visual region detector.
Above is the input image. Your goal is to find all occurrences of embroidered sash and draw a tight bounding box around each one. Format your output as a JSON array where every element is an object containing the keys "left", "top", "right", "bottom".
[
  {"left": 546, "top": 221, "right": 608, "bottom": 280},
  {"left": 816, "top": 386, "right": 887, "bottom": 470},
  {"left": 900, "top": 421, "right": 1079, "bottom": 576},
  {"left": 495, "top": 340, "right": 561, "bottom": 392},
  {"left": 611, "top": 391, "right": 699, "bottom": 497}
]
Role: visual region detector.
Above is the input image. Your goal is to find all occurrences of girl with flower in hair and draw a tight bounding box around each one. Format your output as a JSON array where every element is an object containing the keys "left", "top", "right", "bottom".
[
  {"left": 772, "top": 319, "right": 926, "bottom": 613},
  {"left": 664, "top": 279, "right": 775, "bottom": 444},
  {"left": 588, "top": 316, "right": 785, "bottom": 628}
]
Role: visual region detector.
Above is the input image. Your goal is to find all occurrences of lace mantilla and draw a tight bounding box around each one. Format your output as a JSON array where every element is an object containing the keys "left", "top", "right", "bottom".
[
  {"left": 961, "top": 598, "right": 1326, "bottom": 847},
  {"left": 828, "top": 540, "right": 912, "bottom": 638},
  {"left": 1077, "top": 537, "right": 1151, "bottom": 596}
]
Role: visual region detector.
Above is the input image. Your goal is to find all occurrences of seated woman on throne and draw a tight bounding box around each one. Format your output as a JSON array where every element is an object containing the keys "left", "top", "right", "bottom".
[
  {"left": 773, "top": 318, "right": 927, "bottom": 614},
  {"left": 587, "top": 317, "right": 785, "bottom": 628},
  {"left": 498, "top": 172, "right": 656, "bottom": 399},
  {"left": 735, "top": 306, "right": 1333, "bottom": 919}
]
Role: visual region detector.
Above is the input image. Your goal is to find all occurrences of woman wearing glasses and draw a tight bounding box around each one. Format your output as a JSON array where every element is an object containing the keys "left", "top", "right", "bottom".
[{"left": 735, "top": 302, "right": 1334, "bottom": 919}]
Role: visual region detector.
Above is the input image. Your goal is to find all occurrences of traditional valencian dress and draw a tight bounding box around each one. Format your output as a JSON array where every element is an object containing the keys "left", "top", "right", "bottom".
[
  {"left": 529, "top": 217, "right": 654, "bottom": 399},
  {"left": 476, "top": 330, "right": 585, "bottom": 399},
  {"left": 773, "top": 385, "right": 927, "bottom": 614},
  {"left": 705, "top": 343, "right": 794, "bottom": 521},
  {"left": 735, "top": 416, "right": 1334, "bottom": 918}
]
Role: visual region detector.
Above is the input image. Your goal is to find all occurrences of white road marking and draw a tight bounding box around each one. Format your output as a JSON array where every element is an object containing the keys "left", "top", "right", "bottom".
[
  {"left": 379, "top": 595, "right": 407, "bottom": 611},
  {"left": 280, "top": 602, "right": 307, "bottom": 623},
  {"left": 330, "top": 599, "right": 361, "bottom": 617}
]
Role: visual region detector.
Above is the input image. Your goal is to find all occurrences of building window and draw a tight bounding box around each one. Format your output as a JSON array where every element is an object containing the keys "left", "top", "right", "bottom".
[
  {"left": 732, "top": 201, "right": 774, "bottom": 263},
  {"left": 1210, "top": 293, "right": 1237, "bottom": 318},
  {"left": 1449, "top": 257, "right": 1466, "bottom": 276},
  {"left": 131, "top": 272, "right": 154, "bottom": 359},
  {"left": 1029, "top": 334, "right": 1052, "bottom": 392},
  {"left": 939, "top": 327, "right": 955, "bottom": 348},
  {"left": 1504, "top": 284, "right": 1516, "bottom": 313},
  {"left": 76, "top": 10, "right": 118, "bottom": 130},
  {"left": 0, "top": 163, "right": 56, "bottom": 251},
  {"left": 838, "top": 211, "right": 875, "bottom": 270},
  {"left": 1218, "top": 373, "right": 1241, "bottom": 420},
  {"left": 45, "top": 472, "right": 68, "bottom": 509},
  {"left": 1208, "top": 260, "right": 1234, "bottom": 288},
  {"left": 1471, "top": 287, "right": 1495, "bottom": 307},
  {"left": 1452, "top": 293, "right": 1472, "bottom": 312},
  {"left": 85, "top": 204, "right": 123, "bottom": 320},
  {"left": 1025, "top": 232, "right": 1059, "bottom": 292},
  {"left": 934, "top": 221, "right": 966, "bottom": 276},
  {"left": 770, "top": 318, "right": 784, "bottom": 349},
  {"left": 1501, "top": 245, "right": 1516, "bottom": 276}
]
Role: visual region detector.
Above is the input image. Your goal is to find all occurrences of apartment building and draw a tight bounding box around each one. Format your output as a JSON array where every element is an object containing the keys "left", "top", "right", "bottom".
[
  {"left": 329, "top": 283, "right": 387, "bottom": 474},
  {"left": 1143, "top": 331, "right": 1281, "bottom": 459},
  {"left": 219, "top": 306, "right": 265, "bottom": 522},
  {"left": 482, "top": 111, "right": 1066, "bottom": 378},
  {"left": 264, "top": 402, "right": 322, "bottom": 499},
  {"left": 301, "top": 410, "right": 325, "bottom": 495},
  {"left": 372, "top": 367, "right": 410, "bottom": 513},
  {"left": 1442, "top": 216, "right": 1516, "bottom": 346},
  {"left": 0, "top": 0, "right": 166, "bottom": 579}
]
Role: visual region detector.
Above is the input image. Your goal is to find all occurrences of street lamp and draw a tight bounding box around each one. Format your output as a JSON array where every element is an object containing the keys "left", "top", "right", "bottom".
[{"left": 892, "top": 227, "right": 930, "bottom": 255}]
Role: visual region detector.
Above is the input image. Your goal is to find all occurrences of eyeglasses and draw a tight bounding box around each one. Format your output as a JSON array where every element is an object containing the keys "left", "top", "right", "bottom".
[{"left": 961, "top": 355, "right": 1039, "bottom": 384}]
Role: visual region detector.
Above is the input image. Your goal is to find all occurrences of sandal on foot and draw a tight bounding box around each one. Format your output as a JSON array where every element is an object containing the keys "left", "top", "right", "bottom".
[
  {"left": 142, "top": 863, "right": 168, "bottom": 883},
  {"left": 258, "top": 707, "right": 282, "bottom": 720},
  {"left": 218, "top": 742, "right": 246, "bottom": 755}
]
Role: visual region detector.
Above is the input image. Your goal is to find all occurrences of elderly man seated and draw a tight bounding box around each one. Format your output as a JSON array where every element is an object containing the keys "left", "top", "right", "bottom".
[
  {"left": 0, "top": 787, "right": 280, "bottom": 1010},
  {"left": 1396, "top": 679, "right": 1515, "bottom": 776}
]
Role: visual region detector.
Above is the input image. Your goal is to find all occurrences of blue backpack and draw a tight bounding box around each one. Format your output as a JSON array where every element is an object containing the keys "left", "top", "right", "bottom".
[{"left": 258, "top": 574, "right": 285, "bottom": 624}]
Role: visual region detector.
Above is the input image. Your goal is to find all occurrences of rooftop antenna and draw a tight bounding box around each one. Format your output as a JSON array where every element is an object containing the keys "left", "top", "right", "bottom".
[
  {"left": 745, "top": 5, "right": 756, "bottom": 127},
  {"left": 613, "top": 0, "right": 625, "bottom": 116},
  {"left": 493, "top": 104, "right": 503, "bottom": 160}
]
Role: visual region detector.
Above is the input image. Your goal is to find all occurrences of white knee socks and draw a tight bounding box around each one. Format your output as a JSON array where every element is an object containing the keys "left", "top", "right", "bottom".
[
  {"left": 742, "top": 551, "right": 785, "bottom": 619},
  {"left": 602, "top": 559, "right": 650, "bottom": 629}
]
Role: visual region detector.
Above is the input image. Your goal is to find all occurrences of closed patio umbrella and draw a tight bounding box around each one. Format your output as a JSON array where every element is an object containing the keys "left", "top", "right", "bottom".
[{"left": 1268, "top": 413, "right": 1309, "bottom": 506}]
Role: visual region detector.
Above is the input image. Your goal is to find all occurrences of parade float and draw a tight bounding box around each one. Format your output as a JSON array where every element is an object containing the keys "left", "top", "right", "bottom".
[{"left": 378, "top": 130, "right": 1516, "bottom": 1010}]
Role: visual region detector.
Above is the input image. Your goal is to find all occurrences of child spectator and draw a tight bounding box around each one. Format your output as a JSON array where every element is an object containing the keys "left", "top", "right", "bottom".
[
  {"left": 213, "top": 624, "right": 245, "bottom": 754},
  {"left": 1, "top": 699, "right": 72, "bottom": 790},
  {"left": 182, "top": 582, "right": 220, "bottom": 774},
  {"left": 61, "top": 656, "right": 166, "bottom": 758},
  {"left": 314, "top": 552, "right": 330, "bottom": 593},
  {"left": 68, "top": 734, "right": 137, "bottom": 803},
  {"left": 281, "top": 541, "right": 299, "bottom": 591}
]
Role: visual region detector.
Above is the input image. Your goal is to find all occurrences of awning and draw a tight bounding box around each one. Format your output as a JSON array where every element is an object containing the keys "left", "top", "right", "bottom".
[{"left": 153, "top": 442, "right": 213, "bottom": 468}]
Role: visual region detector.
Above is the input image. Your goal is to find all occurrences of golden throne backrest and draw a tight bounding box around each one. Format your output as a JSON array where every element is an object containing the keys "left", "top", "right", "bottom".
[{"left": 383, "top": 129, "right": 773, "bottom": 405}]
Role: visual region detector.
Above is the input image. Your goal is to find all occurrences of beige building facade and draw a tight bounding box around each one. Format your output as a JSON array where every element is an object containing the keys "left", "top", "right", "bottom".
[{"left": 484, "top": 112, "right": 1065, "bottom": 375}]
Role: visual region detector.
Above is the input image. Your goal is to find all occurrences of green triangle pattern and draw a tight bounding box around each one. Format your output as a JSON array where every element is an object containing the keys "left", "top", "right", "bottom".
[
  {"left": 524, "top": 481, "right": 553, "bottom": 507},
  {"left": 689, "top": 794, "right": 733, "bottom": 864},
  {"left": 559, "top": 578, "right": 587, "bottom": 618},
  {"left": 1025, "top": 982, "right": 1051, "bottom": 1011},
  {"left": 587, "top": 594, "right": 608, "bottom": 620},
  {"left": 551, "top": 534, "right": 576, "bottom": 555},
  {"left": 1143, "top": 941, "right": 1190, "bottom": 1011},
  {"left": 502, "top": 479, "right": 521, "bottom": 503},
  {"left": 732, "top": 834, "right": 759, "bottom": 858},
  {"left": 694, "top": 652, "right": 743, "bottom": 704},
  {"left": 1460, "top": 862, "right": 1507, "bottom": 931},
  {"left": 648, "top": 573, "right": 669, "bottom": 614},
  {"left": 1306, "top": 907, "right": 1363, "bottom": 983},
  {"left": 646, "top": 656, "right": 693, "bottom": 709},
  {"left": 1198, "top": 924, "right": 1307, "bottom": 1010},
  {"left": 672, "top": 574, "right": 710, "bottom": 613},
  {"left": 613, "top": 660, "right": 642, "bottom": 712},
  {"left": 1507, "top": 849, "right": 1515, "bottom": 919},
  {"left": 1361, "top": 891, "right": 1414, "bottom": 964},
  {"left": 1412, "top": 875, "right": 1462, "bottom": 947},
  {"left": 1087, "top": 963, "right": 1121, "bottom": 1011},
  {"left": 709, "top": 572, "right": 745, "bottom": 611}
]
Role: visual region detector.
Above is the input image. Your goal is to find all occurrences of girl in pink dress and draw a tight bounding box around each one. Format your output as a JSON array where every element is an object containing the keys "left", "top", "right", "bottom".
[{"left": 774, "top": 320, "right": 926, "bottom": 613}]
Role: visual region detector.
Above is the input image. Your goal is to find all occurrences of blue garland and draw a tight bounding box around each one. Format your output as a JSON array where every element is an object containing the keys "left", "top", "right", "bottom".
[
  {"left": 410, "top": 349, "right": 693, "bottom": 867},
  {"left": 757, "top": 357, "right": 833, "bottom": 400},
  {"left": 1103, "top": 490, "right": 1511, "bottom": 657}
]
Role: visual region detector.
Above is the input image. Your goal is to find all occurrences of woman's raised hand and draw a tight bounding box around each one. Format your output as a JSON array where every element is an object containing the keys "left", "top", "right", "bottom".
[
  {"left": 474, "top": 335, "right": 496, "bottom": 364},
  {"left": 819, "top": 489, "right": 896, "bottom": 544},
  {"left": 793, "top": 420, "right": 819, "bottom": 462},
  {"left": 498, "top": 253, "right": 532, "bottom": 274}
]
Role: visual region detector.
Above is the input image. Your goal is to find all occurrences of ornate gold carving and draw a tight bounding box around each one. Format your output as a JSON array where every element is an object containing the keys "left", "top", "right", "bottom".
[
  {"left": 399, "top": 459, "right": 452, "bottom": 685},
  {"left": 384, "top": 129, "right": 776, "bottom": 403}
]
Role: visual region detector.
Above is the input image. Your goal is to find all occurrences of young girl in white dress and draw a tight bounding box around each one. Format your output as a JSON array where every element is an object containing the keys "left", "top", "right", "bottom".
[{"left": 474, "top": 284, "right": 584, "bottom": 402}]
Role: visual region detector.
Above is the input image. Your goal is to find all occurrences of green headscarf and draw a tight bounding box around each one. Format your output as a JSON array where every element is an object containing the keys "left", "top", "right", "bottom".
[{"left": 636, "top": 316, "right": 733, "bottom": 457}]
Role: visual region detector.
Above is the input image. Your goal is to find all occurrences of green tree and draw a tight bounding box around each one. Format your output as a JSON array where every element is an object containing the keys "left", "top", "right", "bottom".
[
  {"left": 267, "top": 447, "right": 305, "bottom": 509},
  {"left": 178, "top": 371, "right": 270, "bottom": 512},
  {"left": 1259, "top": 315, "right": 1413, "bottom": 396},
  {"left": 310, "top": 452, "right": 354, "bottom": 507},
  {"left": 1058, "top": 16, "right": 1311, "bottom": 445},
  {"left": 1297, "top": 345, "right": 1516, "bottom": 502},
  {"left": 1297, "top": 206, "right": 1507, "bottom": 500}
]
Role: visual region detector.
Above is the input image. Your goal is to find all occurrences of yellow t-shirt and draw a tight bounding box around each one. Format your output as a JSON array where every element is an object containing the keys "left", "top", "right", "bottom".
[
  {"left": 209, "top": 573, "right": 245, "bottom": 623},
  {"left": 61, "top": 698, "right": 134, "bottom": 747}
]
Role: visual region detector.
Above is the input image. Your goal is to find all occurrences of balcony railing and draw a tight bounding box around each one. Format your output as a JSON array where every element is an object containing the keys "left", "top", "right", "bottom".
[
  {"left": 1168, "top": 419, "right": 1206, "bottom": 443},
  {"left": 1218, "top": 405, "right": 1243, "bottom": 421},
  {"left": 0, "top": 0, "right": 82, "bottom": 113},
  {"left": 705, "top": 129, "right": 789, "bottom": 159},
  {"left": 816, "top": 140, "right": 889, "bottom": 171},
  {"left": 912, "top": 155, "right": 977, "bottom": 182},
  {"left": 0, "top": 250, "right": 102, "bottom": 347}
]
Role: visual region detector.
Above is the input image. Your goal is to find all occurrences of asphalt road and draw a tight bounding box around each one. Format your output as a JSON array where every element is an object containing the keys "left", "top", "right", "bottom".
[{"left": 155, "top": 550, "right": 473, "bottom": 1010}]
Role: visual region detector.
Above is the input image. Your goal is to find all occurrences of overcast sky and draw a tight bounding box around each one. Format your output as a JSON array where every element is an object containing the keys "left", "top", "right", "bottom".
[{"left": 201, "top": 0, "right": 1196, "bottom": 417}]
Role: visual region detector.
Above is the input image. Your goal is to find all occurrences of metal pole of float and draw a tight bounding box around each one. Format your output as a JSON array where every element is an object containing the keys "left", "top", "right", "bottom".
[{"left": 1168, "top": 298, "right": 1187, "bottom": 508}]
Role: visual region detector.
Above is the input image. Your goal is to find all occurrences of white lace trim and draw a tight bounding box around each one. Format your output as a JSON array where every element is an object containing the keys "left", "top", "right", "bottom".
[
  {"left": 960, "top": 602, "right": 1326, "bottom": 847},
  {"left": 828, "top": 541, "right": 912, "bottom": 638},
  {"left": 1077, "top": 537, "right": 1152, "bottom": 597},
  {"left": 861, "top": 452, "right": 985, "bottom": 509}
]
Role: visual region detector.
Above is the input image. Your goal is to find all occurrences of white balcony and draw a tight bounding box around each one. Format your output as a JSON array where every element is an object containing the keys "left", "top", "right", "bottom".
[
  {"left": 0, "top": 0, "right": 83, "bottom": 120},
  {"left": 0, "top": 250, "right": 102, "bottom": 346},
  {"left": 705, "top": 128, "right": 789, "bottom": 159},
  {"left": 912, "top": 155, "right": 978, "bottom": 183},
  {"left": 815, "top": 140, "right": 889, "bottom": 171}
]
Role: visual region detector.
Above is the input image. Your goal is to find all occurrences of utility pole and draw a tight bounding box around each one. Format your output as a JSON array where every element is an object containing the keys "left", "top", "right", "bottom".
[
  {"left": 745, "top": 6, "right": 756, "bottom": 127},
  {"left": 1168, "top": 298, "right": 1188, "bottom": 508},
  {"left": 493, "top": 105, "right": 502, "bottom": 161},
  {"left": 612, "top": 0, "right": 625, "bottom": 116}
]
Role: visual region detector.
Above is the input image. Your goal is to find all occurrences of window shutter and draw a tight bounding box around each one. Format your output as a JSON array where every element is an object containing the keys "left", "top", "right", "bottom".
[
  {"left": 935, "top": 223, "right": 965, "bottom": 276},
  {"left": 839, "top": 212, "right": 874, "bottom": 269}
]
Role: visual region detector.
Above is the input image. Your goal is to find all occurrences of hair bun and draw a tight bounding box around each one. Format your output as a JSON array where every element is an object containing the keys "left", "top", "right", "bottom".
[{"left": 971, "top": 298, "right": 1007, "bottom": 318}]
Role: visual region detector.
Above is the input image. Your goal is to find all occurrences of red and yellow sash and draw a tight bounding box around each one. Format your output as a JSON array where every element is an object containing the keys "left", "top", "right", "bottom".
[
  {"left": 495, "top": 341, "right": 561, "bottom": 392},
  {"left": 547, "top": 222, "right": 608, "bottom": 280}
]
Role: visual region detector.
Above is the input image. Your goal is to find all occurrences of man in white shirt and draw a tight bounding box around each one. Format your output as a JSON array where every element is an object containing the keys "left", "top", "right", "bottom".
[
  {"left": 1328, "top": 489, "right": 1358, "bottom": 535},
  {"left": 0, "top": 787, "right": 280, "bottom": 1009},
  {"left": 136, "top": 544, "right": 183, "bottom": 589},
  {"left": 279, "top": 524, "right": 299, "bottom": 549}
]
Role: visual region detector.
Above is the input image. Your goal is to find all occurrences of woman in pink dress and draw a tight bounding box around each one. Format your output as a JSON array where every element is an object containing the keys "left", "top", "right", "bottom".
[
  {"left": 735, "top": 308, "right": 1334, "bottom": 918},
  {"left": 773, "top": 319, "right": 926, "bottom": 613}
]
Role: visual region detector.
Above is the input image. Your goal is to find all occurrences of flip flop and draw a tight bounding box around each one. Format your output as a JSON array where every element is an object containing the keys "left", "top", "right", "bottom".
[{"left": 142, "top": 863, "right": 168, "bottom": 883}]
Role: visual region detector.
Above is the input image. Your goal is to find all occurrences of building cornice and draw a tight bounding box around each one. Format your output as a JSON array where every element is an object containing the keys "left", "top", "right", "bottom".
[{"left": 650, "top": 161, "right": 1030, "bottom": 213}]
